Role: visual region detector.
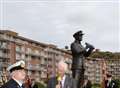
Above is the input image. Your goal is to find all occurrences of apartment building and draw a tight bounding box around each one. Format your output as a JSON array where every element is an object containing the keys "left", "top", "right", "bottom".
[
  {"left": 85, "top": 57, "right": 120, "bottom": 86},
  {"left": 0, "top": 29, "right": 119, "bottom": 86},
  {"left": 106, "top": 58, "right": 120, "bottom": 79},
  {"left": 0, "top": 30, "right": 72, "bottom": 83},
  {"left": 85, "top": 58, "right": 107, "bottom": 85}
]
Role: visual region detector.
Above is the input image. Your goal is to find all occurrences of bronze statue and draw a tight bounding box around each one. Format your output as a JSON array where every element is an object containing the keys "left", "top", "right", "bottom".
[{"left": 71, "top": 30, "right": 94, "bottom": 88}]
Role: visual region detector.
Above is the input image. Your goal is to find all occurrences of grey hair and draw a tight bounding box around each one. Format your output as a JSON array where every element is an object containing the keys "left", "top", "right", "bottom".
[
  {"left": 9, "top": 71, "right": 17, "bottom": 78},
  {"left": 58, "top": 60, "right": 68, "bottom": 72},
  {"left": 10, "top": 71, "right": 14, "bottom": 77}
]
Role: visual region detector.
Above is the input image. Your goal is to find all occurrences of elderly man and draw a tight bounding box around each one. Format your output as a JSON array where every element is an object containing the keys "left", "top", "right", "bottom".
[
  {"left": 1, "top": 60, "right": 26, "bottom": 88},
  {"left": 47, "top": 60, "right": 76, "bottom": 88}
]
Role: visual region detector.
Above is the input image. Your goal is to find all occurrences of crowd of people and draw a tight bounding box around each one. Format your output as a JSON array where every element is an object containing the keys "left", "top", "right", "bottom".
[
  {"left": 0, "top": 60, "right": 119, "bottom": 88},
  {"left": 0, "top": 60, "right": 94, "bottom": 88}
]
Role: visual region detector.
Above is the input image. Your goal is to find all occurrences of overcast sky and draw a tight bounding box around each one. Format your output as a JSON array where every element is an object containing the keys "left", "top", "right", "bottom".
[{"left": 0, "top": 0, "right": 119, "bottom": 52}]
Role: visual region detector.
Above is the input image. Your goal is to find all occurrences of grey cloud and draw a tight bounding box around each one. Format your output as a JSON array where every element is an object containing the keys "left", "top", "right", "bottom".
[{"left": 0, "top": 1, "right": 119, "bottom": 52}]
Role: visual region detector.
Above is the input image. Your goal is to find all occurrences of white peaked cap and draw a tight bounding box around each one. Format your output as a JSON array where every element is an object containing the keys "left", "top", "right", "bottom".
[{"left": 7, "top": 60, "right": 25, "bottom": 72}]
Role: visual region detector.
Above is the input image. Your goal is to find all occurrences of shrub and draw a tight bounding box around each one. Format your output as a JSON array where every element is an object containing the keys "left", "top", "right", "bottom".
[
  {"left": 34, "top": 82, "right": 46, "bottom": 88},
  {"left": 92, "top": 83, "right": 101, "bottom": 88}
]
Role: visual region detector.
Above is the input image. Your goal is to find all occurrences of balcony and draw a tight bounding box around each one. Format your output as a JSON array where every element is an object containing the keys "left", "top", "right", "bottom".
[
  {"left": 27, "top": 65, "right": 41, "bottom": 71},
  {"left": 40, "top": 52, "right": 46, "bottom": 57},
  {"left": 0, "top": 46, "right": 7, "bottom": 49},
  {"left": 0, "top": 53, "right": 9, "bottom": 59},
  {"left": 16, "top": 47, "right": 22, "bottom": 52},
  {"left": 0, "top": 62, "right": 9, "bottom": 67},
  {"left": 41, "top": 72, "right": 47, "bottom": 78},
  {"left": 16, "top": 53, "right": 26, "bottom": 60},
  {"left": 65, "top": 59, "right": 72, "bottom": 64},
  {"left": 0, "top": 42, "right": 9, "bottom": 51},
  {"left": 0, "top": 35, "right": 7, "bottom": 40},
  {"left": 25, "top": 50, "right": 41, "bottom": 58},
  {"left": 41, "top": 59, "right": 47, "bottom": 65},
  {"left": 30, "top": 51, "right": 40, "bottom": 57}
]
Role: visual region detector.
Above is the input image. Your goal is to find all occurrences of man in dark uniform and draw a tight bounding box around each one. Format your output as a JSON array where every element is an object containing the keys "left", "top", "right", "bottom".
[
  {"left": 1, "top": 60, "right": 26, "bottom": 88},
  {"left": 105, "top": 74, "right": 117, "bottom": 88},
  {"left": 71, "top": 30, "right": 94, "bottom": 88},
  {"left": 82, "top": 76, "right": 92, "bottom": 88}
]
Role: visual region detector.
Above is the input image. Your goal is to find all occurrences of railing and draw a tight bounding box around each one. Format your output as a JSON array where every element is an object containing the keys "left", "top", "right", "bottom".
[
  {"left": 0, "top": 53, "right": 9, "bottom": 58},
  {"left": 0, "top": 44, "right": 9, "bottom": 50},
  {"left": 26, "top": 65, "right": 41, "bottom": 71}
]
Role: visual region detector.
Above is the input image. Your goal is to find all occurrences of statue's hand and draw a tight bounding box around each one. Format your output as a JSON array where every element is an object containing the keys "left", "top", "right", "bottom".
[{"left": 85, "top": 42, "right": 95, "bottom": 50}]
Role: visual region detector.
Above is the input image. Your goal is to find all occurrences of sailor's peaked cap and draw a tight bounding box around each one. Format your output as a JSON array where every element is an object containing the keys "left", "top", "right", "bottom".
[{"left": 7, "top": 60, "right": 25, "bottom": 73}]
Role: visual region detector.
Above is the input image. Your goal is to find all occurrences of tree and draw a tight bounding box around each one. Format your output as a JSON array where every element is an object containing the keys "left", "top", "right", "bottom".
[
  {"left": 90, "top": 51, "right": 120, "bottom": 60},
  {"left": 114, "top": 79, "right": 120, "bottom": 88}
]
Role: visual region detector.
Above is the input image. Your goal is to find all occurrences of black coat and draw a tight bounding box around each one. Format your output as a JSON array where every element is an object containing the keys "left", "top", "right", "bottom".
[
  {"left": 83, "top": 80, "right": 92, "bottom": 88},
  {"left": 47, "top": 75, "right": 76, "bottom": 88},
  {"left": 105, "top": 80, "right": 117, "bottom": 88},
  {"left": 0, "top": 79, "right": 24, "bottom": 88}
]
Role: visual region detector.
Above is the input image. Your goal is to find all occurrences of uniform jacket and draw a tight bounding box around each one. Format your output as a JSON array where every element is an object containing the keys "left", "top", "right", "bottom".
[
  {"left": 105, "top": 80, "right": 117, "bottom": 88},
  {"left": 83, "top": 80, "right": 92, "bottom": 88},
  {"left": 0, "top": 79, "right": 24, "bottom": 88}
]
